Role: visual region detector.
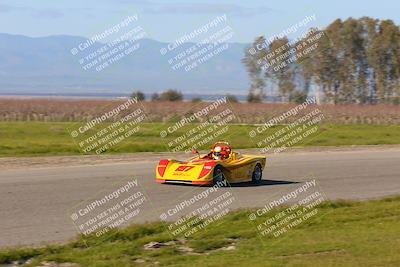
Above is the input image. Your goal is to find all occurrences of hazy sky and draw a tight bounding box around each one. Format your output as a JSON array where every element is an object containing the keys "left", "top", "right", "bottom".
[{"left": 0, "top": 0, "right": 398, "bottom": 43}]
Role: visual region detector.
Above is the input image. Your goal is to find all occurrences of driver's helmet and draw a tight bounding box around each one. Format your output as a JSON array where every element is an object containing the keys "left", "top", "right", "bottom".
[{"left": 212, "top": 146, "right": 230, "bottom": 160}]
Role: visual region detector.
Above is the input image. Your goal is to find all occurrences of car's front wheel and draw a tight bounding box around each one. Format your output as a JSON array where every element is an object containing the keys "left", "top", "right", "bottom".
[
  {"left": 213, "top": 166, "right": 225, "bottom": 185},
  {"left": 252, "top": 163, "right": 262, "bottom": 184}
]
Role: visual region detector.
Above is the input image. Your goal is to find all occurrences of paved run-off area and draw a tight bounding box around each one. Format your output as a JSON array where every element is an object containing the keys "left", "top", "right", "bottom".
[{"left": 0, "top": 146, "right": 399, "bottom": 248}]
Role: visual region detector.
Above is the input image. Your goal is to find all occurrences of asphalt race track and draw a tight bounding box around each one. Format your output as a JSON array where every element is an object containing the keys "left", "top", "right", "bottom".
[{"left": 1, "top": 147, "right": 399, "bottom": 248}]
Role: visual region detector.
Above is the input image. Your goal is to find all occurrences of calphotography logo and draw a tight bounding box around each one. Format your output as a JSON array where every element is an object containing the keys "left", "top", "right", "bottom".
[
  {"left": 249, "top": 177, "right": 329, "bottom": 244},
  {"left": 159, "top": 14, "right": 235, "bottom": 72},
  {"left": 158, "top": 179, "right": 240, "bottom": 238},
  {"left": 70, "top": 14, "right": 147, "bottom": 72},
  {"left": 249, "top": 97, "right": 326, "bottom": 154},
  {"left": 69, "top": 178, "right": 153, "bottom": 242},
  {"left": 159, "top": 96, "right": 240, "bottom": 153},
  {"left": 68, "top": 97, "right": 148, "bottom": 154}
]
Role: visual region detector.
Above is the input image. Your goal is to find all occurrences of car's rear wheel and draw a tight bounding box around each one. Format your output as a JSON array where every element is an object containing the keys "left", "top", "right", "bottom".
[
  {"left": 213, "top": 166, "right": 225, "bottom": 185},
  {"left": 252, "top": 164, "right": 262, "bottom": 184}
]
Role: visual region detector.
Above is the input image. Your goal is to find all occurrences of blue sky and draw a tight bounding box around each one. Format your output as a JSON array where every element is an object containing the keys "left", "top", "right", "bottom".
[{"left": 0, "top": 0, "right": 398, "bottom": 43}]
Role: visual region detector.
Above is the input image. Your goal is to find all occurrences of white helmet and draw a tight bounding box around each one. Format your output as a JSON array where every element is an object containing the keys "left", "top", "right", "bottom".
[{"left": 212, "top": 146, "right": 222, "bottom": 160}]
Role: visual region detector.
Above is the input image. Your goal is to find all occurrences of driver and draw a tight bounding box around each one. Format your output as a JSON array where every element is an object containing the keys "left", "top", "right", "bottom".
[{"left": 212, "top": 146, "right": 229, "bottom": 160}]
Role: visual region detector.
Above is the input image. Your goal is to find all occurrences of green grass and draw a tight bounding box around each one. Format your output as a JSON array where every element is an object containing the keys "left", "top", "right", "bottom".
[
  {"left": 1, "top": 197, "right": 399, "bottom": 267},
  {"left": 0, "top": 122, "right": 399, "bottom": 157}
]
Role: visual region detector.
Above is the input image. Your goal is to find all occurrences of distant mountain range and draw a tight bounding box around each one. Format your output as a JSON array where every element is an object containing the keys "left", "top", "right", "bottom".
[{"left": 0, "top": 33, "right": 250, "bottom": 95}]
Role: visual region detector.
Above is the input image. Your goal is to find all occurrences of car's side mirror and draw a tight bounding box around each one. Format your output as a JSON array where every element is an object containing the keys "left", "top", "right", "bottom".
[{"left": 191, "top": 149, "right": 199, "bottom": 157}]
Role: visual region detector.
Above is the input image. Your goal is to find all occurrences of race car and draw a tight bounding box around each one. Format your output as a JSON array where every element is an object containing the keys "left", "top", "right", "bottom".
[{"left": 156, "top": 141, "right": 266, "bottom": 185}]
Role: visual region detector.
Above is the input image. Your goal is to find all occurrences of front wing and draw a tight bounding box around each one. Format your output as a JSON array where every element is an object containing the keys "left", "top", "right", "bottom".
[{"left": 156, "top": 160, "right": 216, "bottom": 185}]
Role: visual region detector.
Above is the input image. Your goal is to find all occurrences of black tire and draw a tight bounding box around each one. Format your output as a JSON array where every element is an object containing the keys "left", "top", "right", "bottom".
[
  {"left": 213, "top": 166, "right": 226, "bottom": 185},
  {"left": 252, "top": 163, "right": 262, "bottom": 184}
]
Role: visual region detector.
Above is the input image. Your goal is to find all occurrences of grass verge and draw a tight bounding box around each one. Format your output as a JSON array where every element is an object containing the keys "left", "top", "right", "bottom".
[
  {"left": 1, "top": 197, "right": 399, "bottom": 267},
  {"left": 0, "top": 122, "right": 399, "bottom": 157}
]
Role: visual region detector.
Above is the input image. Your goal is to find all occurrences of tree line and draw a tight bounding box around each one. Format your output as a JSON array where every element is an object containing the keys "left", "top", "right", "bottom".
[
  {"left": 131, "top": 89, "right": 239, "bottom": 103},
  {"left": 243, "top": 17, "right": 400, "bottom": 104}
]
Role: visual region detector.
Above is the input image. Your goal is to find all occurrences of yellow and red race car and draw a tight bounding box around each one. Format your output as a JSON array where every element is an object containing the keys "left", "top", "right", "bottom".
[{"left": 156, "top": 141, "right": 266, "bottom": 185}]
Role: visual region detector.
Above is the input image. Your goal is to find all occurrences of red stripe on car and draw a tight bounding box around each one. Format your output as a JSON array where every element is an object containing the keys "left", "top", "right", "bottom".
[
  {"left": 157, "top": 159, "right": 169, "bottom": 177},
  {"left": 198, "top": 161, "right": 216, "bottom": 179}
]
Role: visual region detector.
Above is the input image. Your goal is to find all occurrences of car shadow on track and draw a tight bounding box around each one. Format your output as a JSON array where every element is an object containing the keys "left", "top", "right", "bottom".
[
  {"left": 158, "top": 179, "right": 299, "bottom": 188},
  {"left": 229, "top": 179, "right": 299, "bottom": 187}
]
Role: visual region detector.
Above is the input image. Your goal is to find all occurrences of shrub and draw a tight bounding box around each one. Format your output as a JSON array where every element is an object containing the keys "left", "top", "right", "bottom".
[
  {"left": 247, "top": 93, "right": 263, "bottom": 103},
  {"left": 291, "top": 90, "right": 308, "bottom": 104},
  {"left": 151, "top": 93, "right": 160, "bottom": 101},
  {"left": 160, "top": 89, "right": 183, "bottom": 102},
  {"left": 131, "top": 91, "right": 145, "bottom": 101},
  {"left": 226, "top": 94, "right": 238, "bottom": 103},
  {"left": 191, "top": 97, "right": 202, "bottom": 103}
]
